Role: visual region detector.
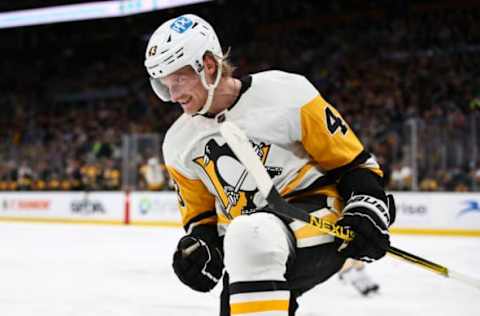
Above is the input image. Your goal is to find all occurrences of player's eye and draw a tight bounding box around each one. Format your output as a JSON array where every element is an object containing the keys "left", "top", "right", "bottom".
[{"left": 176, "top": 75, "right": 188, "bottom": 85}]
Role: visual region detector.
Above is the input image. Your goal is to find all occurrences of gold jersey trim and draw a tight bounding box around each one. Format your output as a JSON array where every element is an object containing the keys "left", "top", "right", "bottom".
[
  {"left": 230, "top": 299, "right": 289, "bottom": 314},
  {"left": 300, "top": 95, "right": 364, "bottom": 171},
  {"left": 166, "top": 166, "right": 217, "bottom": 229}
]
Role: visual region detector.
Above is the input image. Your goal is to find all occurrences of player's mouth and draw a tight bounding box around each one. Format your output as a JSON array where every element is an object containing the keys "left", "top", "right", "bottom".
[{"left": 179, "top": 96, "right": 195, "bottom": 110}]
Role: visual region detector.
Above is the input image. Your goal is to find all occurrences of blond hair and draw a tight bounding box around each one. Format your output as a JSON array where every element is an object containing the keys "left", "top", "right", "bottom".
[
  {"left": 221, "top": 58, "right": 235, "bottom": 77},
  {"left": 220, "top": 47, "right": 236, "bottom": 77},
  {"left": 205, "top": 49, "right": 236, "bottom": 78}
]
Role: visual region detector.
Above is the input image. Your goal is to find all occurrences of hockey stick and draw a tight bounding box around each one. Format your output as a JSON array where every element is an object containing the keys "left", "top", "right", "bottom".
[{"left": 219, "top": 120, "right": 480, "bottom": 290}]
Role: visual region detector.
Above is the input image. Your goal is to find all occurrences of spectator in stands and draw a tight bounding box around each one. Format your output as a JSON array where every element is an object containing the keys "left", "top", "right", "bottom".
[
  {"left": 102, "top": 159, "right": 121, "bottom": 190},
  {"left": 389, "top": 163, "right": 412, "bottom": 191},
  {"left": 0, "top": 2, "right": 479, "bottom": 191},
  {"left": 139, "top": 157, "right": 166, "bottom": 191}
]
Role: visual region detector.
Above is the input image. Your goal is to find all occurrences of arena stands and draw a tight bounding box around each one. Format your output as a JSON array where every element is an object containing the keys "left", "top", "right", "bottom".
[{"left": 1, "top": 0, "right": 479, "bottom": 191}]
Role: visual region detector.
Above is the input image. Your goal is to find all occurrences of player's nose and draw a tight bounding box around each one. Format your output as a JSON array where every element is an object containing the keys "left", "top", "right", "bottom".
[{"left": 169, "top": 86, "right": 183, "bottom": 102}]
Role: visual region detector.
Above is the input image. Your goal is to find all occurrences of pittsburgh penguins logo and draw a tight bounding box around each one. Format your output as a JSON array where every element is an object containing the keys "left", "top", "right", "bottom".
[{"left": 194, "top": 139, "right": 282, "bottom": 220}]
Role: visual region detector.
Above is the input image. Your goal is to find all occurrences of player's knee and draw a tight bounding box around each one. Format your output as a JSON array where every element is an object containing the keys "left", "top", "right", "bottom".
[{"left": 224, "top": 213, "right": 291, "bottom": 282}]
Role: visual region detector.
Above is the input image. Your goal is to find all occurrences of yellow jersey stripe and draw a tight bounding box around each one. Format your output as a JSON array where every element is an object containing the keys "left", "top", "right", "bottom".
[
  {"left": 286, "top": 184, "right": 341, "bottom": 201},
  {"left": 231, "top": 299, "right": 289, "bottom": 314},
  {"left": 280, "top": 161, "right": 316, "bottom": 196}
]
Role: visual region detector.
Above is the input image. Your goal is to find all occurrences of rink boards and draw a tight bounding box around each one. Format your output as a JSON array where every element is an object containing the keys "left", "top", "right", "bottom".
[{"left": 0, "top": 191, "right": 479, "bottom": 236}]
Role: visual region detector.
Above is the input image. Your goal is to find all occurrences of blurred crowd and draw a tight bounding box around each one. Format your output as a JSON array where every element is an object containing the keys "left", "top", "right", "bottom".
[{"left": 1, "top": 0, "right": 479, "bottom": 191}]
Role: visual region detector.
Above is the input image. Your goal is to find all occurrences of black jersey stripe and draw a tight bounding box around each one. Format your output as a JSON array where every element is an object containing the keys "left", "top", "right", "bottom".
[
  {"left": 229, "top": 280, "right": 289, "bottom": 295},
  {"left": 184, "top": 210, "right": 217, "bottom": 231},
  {"left": 284, "top": 150, "right": 371, "bottom": 199}
]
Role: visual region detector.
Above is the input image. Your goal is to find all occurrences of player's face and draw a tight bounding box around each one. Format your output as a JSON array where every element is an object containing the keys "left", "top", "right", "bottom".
[{"left": 160, "top": 66, "right": 206, "bottom": 114}]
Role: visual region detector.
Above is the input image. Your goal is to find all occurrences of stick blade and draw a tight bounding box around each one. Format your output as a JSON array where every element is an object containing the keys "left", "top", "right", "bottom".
[{"left": 448, "top": 270, "right": 480, "bottom": 290}]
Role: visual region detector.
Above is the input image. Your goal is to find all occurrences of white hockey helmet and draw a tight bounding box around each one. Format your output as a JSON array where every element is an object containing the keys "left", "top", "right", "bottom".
[{"left": 144, "top": 14, "right": 223, "bottom": 115}]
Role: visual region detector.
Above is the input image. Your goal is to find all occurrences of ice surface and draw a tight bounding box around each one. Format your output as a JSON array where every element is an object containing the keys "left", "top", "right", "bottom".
[{"left": 0, "top": 222, "right": 479, "bottom": 316}]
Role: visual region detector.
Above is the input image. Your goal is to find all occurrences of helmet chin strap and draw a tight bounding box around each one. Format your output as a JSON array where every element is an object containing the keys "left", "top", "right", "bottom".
[{"left": 195, "top": 59, "right": 223, "bottom": 116}]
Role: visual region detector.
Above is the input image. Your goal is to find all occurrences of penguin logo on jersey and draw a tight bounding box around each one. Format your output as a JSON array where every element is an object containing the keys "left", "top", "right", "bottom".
[{"left": 194, "top": 139, "right": 282, "bottom": 220}]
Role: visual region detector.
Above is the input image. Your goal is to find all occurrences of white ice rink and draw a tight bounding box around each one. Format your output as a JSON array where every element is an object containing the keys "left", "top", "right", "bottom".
[{"left": 0, "top": 222, "right": 479, "bottom": 316}]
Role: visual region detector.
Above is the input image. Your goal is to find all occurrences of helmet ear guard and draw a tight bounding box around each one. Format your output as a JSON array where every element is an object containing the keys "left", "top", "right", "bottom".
[{"left": 149, "top": 77, "right": 171, "bottom": 102}]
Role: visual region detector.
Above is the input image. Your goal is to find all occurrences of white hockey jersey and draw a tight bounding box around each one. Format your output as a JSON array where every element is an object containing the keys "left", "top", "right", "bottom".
[{"left": 163, "top": 70, "right": 381, "bottom": 246}]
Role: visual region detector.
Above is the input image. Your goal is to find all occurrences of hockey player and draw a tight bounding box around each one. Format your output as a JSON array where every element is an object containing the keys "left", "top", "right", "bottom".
[
  {"left": 144, "top": 14, "right": 395, "bottom": 315},
  {"left": 338, "top": 259, "right": 380, "bottom": 296},
  {"left": 140, "top": 157, "right": 166, "bottom": 191}
]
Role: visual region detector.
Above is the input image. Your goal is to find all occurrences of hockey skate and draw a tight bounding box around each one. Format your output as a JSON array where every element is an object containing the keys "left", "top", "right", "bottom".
[{"left": 338, "top": 264, "right": 380, "bottom": 296}]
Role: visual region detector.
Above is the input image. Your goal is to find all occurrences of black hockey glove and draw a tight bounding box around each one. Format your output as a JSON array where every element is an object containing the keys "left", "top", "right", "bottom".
[
  {"left": 335, "top": 194, "right": 396, "bottom": 262},
  {"left": 172, "top": 225, "right": 224, "bottom": 292}
]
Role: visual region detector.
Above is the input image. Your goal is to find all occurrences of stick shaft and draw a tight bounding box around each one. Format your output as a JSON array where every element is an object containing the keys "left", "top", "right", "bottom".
[
  {"left": 220, "top": 120, "right": 480, "bottom": 290},
  {"left": 267, "top": 171, "right": 480, "bottom": 289}
]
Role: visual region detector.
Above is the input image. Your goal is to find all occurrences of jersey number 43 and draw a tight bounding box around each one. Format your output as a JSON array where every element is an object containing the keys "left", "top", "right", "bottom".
[{"left": 325, "top": 107, "right": 348, "bottom": 135}]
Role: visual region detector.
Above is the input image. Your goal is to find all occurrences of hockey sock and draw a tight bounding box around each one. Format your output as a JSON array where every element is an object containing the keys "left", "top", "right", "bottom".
[{"left": 229, "top": 280, "right": 290, "bottom": 315}]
